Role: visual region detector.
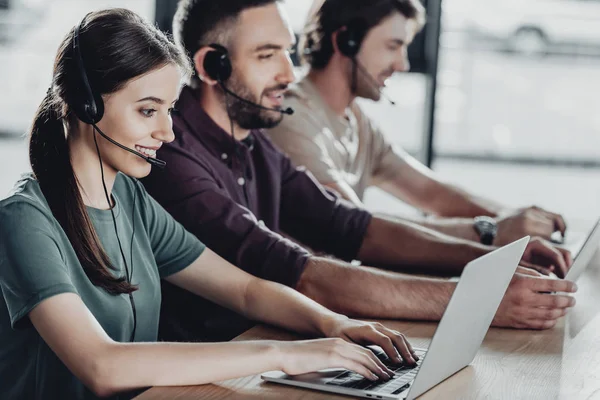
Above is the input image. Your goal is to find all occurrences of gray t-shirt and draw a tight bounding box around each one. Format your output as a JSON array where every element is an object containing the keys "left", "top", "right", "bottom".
[
  {"left": 0, "top": 173, "right": 206, "bottom": 399},
  {"left": 266, "top": 76, "right": 410, "bottom": 200}
]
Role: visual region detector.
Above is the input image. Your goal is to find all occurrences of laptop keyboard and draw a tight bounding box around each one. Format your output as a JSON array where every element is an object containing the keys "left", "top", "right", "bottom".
[{"left": 327, "top": 349, "right": 427, "bottom": 394}]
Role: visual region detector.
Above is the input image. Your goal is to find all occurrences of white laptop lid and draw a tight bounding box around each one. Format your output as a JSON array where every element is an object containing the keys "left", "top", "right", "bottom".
[
  {"left": 405, "top": 237, "right": 529, "bottom": 400},
  {"left": 564, "top": 220, "right": 600, "bottom": 282},
  {"left": 554, "top": 217, "right": 600, "bottom": 256}
]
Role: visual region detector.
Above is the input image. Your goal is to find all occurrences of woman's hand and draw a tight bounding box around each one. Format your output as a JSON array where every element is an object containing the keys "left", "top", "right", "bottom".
[
  {"left": 325, "top": 317, "right": 418, "bottom": 365},
  {"left": 277, "top": 338, "right": 395, "bottom": 381},
  {"left": 277, "top": 318, "right": 417, "bottom": 381}
]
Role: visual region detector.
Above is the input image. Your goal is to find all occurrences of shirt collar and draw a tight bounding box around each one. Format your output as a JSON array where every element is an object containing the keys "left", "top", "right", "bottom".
[{"left": 176, "top": 86, "right": 256, "bottom": 157}]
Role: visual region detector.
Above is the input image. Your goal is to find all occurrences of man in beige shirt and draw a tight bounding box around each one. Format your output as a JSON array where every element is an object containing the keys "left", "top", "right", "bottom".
[
  {"left": 267, "top": 0, "right": 570, "bottom": 252},
  {"left": 269, "top": 76, "right": 404, "bottom": 202}
]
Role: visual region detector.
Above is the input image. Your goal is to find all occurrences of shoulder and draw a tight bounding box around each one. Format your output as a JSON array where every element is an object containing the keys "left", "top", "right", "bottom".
[
  {"left": 0, "top": 174, "right": 56, "bottom": 225},
  {"left": 273, "top": 79, "right": 338, "bottom": 143},
  {"left": 252, "top": 130, "right": 288, "bottom": 158},
  {"left": 285, "top": 77, "right": 312, "bottom": 104},
  {"left": 288, "top": 78, "right": 324, "bottom": 114},
  {"left": 280, "top": 78, "right": 326, "bottom": 123},
  {"left": 0, "top": 183, "right": 61, "bottom": 247},
  {"left": 148, "top": 133, "right": 217, "bottom": 186}
]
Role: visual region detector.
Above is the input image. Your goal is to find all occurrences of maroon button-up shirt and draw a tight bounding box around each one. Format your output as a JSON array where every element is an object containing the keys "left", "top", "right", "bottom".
[{"left": 142, "top": 87, "right": 372, "bottom": 341}]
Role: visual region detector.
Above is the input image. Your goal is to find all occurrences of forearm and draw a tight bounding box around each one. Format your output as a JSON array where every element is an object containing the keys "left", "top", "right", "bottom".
[
  {"left": 297, "top": 257, "right": 457, "bottom": 321},
  {"left": 427, "top": 184, "right": 504, "bottom": 218},
  {"left": 97, "top": 340, "right": 282, "bottom": 396},
  {"left": 358, "top": 215, "right": 493, "bottom": 273},
  {"left": 166, "top": 250, "right": 343, "bottom": 338},
  {"left": 418, "top": 217, "right": 486, "bottom": 242},
  {"left": 377, "top": 213, "right": 484, "bottom": 243},
  {"left": 242, "top": 277, "right": 345, "bottom": 337}
]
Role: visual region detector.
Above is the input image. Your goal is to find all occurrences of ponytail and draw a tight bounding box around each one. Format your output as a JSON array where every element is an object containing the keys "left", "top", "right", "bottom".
[{"left": 29, "top": 88, "right": 136, "bottom": 295}]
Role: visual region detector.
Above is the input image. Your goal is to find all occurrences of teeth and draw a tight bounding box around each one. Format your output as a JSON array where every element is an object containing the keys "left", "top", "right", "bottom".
[{"left": 135, "top": 145, "right": 157, "bottom": 157}]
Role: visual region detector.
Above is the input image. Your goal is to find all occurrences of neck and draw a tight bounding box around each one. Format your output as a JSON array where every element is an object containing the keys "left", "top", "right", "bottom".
[
  {"left": 308, "top": 64, "right": 355, "bottom": 117},
  {"left": 68, "top": 126, "right": 118, "bottom": 210},
  {"left": 198, "top": 87, "right": 251, "bottom": 141}
]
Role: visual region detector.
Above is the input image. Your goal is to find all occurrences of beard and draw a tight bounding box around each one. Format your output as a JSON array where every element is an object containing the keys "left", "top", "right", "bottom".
[
  {"left": 349, "top": 60, "right": 393, "bottom": 102},
  {"left": 223, "top": 74, "right": 287, "bottom": 130}
]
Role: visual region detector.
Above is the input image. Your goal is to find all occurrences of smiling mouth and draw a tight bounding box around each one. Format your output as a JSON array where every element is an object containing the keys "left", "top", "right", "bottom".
[
  {"left": 263, "top": 85, "right": 288, "bottom": 105},
  {"left": 378, "top": 76, "right": 392, "bottom": 87},
  {"left": 134, "top": 145, "right": 158, "bottom": 158},
  {"left": 267, "top": 90, "right": 285, "bottom": 98},
  {"left": 378, "top": 70, "right": 396, "bottom": 85},
  {"left": 264, "top": 92, "right": 285, "bottom": 108}
]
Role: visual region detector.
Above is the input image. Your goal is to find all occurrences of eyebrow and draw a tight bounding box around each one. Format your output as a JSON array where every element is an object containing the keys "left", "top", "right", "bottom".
[
  {"left": 387, "top": 38, "right": 406, "bottom": 46},
  {"left": 253, "top": 44, "right": 284, "bottom": 52},
  {"left": 136, "top": 96, "right": 165, "bottom": 104}
]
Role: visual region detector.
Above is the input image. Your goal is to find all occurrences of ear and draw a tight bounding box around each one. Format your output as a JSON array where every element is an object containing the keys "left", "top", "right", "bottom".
[
  {"left": 192, "top": 47, "right": 219, "bottom": 87},
  {"left": 331, "top": 28, "right": 345, "bottom": 56}
]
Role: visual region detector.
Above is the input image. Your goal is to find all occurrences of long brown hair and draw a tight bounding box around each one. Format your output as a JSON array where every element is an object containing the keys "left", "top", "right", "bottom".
[{"left": 29, "top": 9, "right": 191, "bottom": 295}]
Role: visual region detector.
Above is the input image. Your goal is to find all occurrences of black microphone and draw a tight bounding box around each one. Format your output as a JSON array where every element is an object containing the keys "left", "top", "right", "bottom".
[
  {"left": 92, "top": 124, "right": 167, "bottom": 169},
  {"left": 352, "top": 59, "right": 396, "bottom": 106},
  {"left": 218, "top": 82, "right": 295, "bottom": 115}
]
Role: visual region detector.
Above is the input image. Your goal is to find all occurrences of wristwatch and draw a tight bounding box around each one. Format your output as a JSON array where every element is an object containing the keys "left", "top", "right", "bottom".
[{"left": 473, "top": 216, "right": 498, "bottom": 245}]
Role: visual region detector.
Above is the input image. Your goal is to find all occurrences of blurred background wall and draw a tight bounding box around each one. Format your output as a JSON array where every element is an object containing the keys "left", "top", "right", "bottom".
[{"left": 1, "top": 0, "right": 599, "bottom": 220}]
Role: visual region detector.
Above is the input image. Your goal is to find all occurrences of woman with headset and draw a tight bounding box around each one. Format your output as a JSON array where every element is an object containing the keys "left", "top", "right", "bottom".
[{"left": 0, "top": 8, "right": 416, "bottom": 399}]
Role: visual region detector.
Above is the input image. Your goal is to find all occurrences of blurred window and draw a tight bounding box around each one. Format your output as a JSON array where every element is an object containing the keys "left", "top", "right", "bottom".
[
  {"left": 434, "top": 0, "right": 600, "bottom": 164},
  {"left": 0, "top": 0, "right": 153, "bottom": 136}
]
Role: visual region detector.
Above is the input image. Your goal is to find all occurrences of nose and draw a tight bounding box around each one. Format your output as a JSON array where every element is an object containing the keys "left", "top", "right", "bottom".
[
  {"left": 153, "top": 114, "right": 176, "bottom": 144},
  {"left": 395, "top": 49, "right": 410, "bottom": 73},
  {"left": 276, "top": 51, "right": 296, "bottom": 85}
]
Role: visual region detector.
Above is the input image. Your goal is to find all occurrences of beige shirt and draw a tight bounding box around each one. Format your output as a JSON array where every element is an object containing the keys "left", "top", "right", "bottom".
[{"left": 266, "top": 76, "right": 408, "bottom": 200}]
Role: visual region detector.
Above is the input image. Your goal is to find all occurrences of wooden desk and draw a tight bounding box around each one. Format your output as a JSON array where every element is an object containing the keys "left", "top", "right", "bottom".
[{"left": 137, "top": 250, "right": 600, "bottom": 400}]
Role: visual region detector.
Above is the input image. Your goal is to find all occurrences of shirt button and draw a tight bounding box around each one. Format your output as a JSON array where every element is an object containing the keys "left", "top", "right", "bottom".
[
  {"left": 221, "top": 153, "right": 228, "bottom": 160},
  {"left": 237, "top": 177, "right": 245, "bottom": 186}
]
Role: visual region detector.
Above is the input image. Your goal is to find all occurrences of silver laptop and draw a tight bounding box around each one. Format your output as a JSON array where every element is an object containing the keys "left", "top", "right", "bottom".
[
  {"left": 552, "top": 217, "right": 600, "bottom": 257},
  {"left": 564, "top": 219, "right": 600, "bottom": 282},
  {"left": 262, "top": 237, "right": 530, "bottom": 400}
]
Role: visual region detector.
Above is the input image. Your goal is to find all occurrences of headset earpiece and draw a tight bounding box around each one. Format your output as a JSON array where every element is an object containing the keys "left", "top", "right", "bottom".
[
  {"left": 203, "top": 43, "right": 233, "bottom": 82},
  {"left": 71, "top": 16, "right": 104, "bottom": 124},
  {"left": 336, "top": 20, "right": 368, "bottom": 59}
]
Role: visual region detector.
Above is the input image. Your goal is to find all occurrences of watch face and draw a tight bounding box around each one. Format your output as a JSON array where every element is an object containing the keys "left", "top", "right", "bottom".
[
  {"left": 475, "top": 217, "right": 498, "bottom": 245},
  {"left": 480, "top": 221, "right": 495, "bottom": 230}
]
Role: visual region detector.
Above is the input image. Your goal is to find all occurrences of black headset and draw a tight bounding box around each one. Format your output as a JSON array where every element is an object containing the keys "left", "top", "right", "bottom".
[
  {"left": 336, "top": 19, "right": 369, "bottom": 59},
  {"left": 71, "top": 18, "right": 105, "bottom": 125},
  {"left": 203, "top": 43, "right": 233, "bottom": 82}
]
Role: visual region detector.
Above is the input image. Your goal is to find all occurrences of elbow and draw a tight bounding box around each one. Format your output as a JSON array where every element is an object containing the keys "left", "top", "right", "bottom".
[
  {"left": 89, "top": 382, "right": 117, "bottom": 399},
  {"left": 88, "top": 379, "right": 116, "bottom": 398},
  {"left": 86, "top": 348, "right": 125, "bottom": 398},
  {"left": 88, "top": 362, "right": 118, "bottom": 398}
]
